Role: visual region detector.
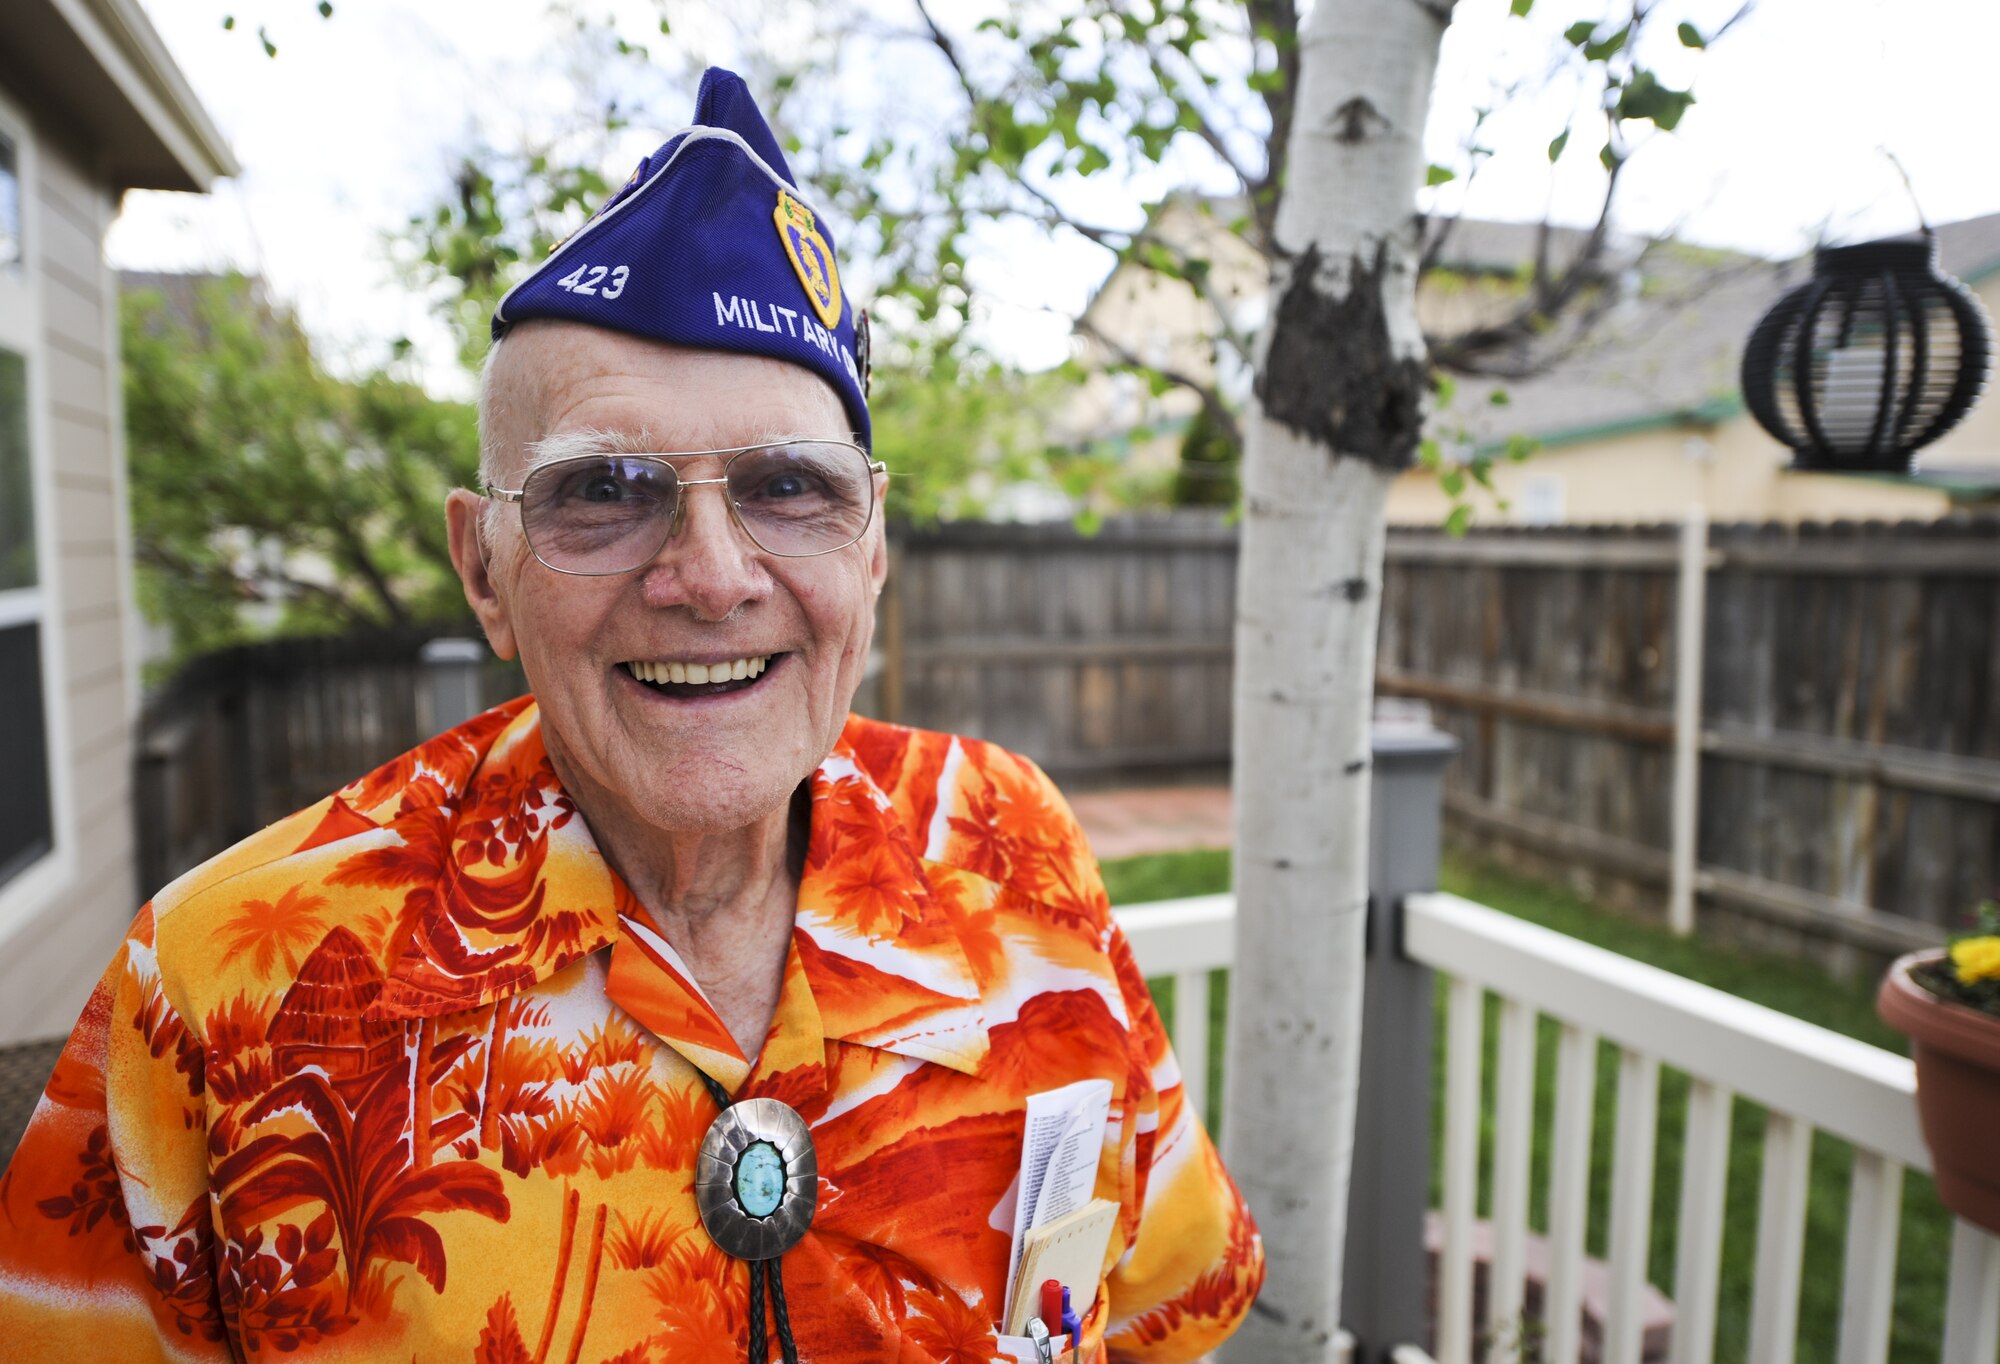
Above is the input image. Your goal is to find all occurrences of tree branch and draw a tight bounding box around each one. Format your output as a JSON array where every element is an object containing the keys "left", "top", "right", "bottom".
[
  {"left": 135, "top": 543, "right": 375, "bottom": 632},
  {"left": 1240, "top": 0, "right": 1298, "bottom": 248},
  {"left": 326, "top": 514, "right": 412, "bottom": 627},
  {"left": 1073, "top": 315, "right": 1242, "bottom": 452},
  {"left": 1430, "top": 104, "right": 1630, "bottom": 376},
  {"left": 1133, "top": 33, "right": 1259, "bottom": 199},
  {"left": 911, "top": 1, "right": 1146, "bottom": 252}
]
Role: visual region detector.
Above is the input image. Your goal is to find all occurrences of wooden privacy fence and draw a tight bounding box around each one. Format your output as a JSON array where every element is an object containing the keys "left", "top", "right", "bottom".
[
  {"left": 880, "top": 515, "right": 1999, "bottom": 969},
  {"left": 1377, "top": 517, "right": 2000, "bottom": 969},
  {"left": 136, "top": 629, "right": 524, "bottom": 892},
  {"left": 873, "top": 515, "right": 1237, "bottom": 778},
  {"left": 135, "top": 516, "right": 1999, "bottom": 966}
]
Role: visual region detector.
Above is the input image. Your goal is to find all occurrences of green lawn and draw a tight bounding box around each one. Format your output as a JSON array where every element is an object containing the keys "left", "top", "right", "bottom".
[{"left": 1105, "top": 848, "right": 1957, "bottom": 1364}]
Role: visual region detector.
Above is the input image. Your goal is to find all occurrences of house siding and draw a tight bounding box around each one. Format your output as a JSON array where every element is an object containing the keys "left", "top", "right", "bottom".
[{"left": 0, "top": 121, "right": 136, "bottom": 1044}]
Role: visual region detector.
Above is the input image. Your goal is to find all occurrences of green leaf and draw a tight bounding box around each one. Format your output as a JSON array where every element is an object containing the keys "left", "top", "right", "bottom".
[
  {"left": 1433, "top": 375, "right": 1457, "bottom": 406},
  {"left": 1074, "top": 506, "right": 1104, "bottom": 536},
  {"left": 1677, "top": 21, "right": 1706, "bottom": 48},
  {"left": 1563, "top": 20, "right": 1598, "bottom": 46},
  {"left": 317, "top": 1, "right": 332, "bottom": 17},
  {"left": 1417, "top": 438, "right": 1442, "bottom": 469},
  {"left": 1444, "top": 504, "right": 1475, "bottom": 537},
  {"left": 258, "top": 25, "right": 277, "bottom": 57},
  {"left": 1510, "top": 0, "right": 1533, "bottom": 14},
  {"left": 1440, "top": 468, "right": 1466, "bottom": 498},
  {"left": 1505, "top": 434, "right": 1540, "bottom": 462},
  {"left": 1425, "top": 164, "right": 1456, "bottom": 188},
  {"left": 1599, "top": 143, "right": 1621, "bottom": 171},
  {"left": 221, "top": 14, "right": 234, "bottom": 30},
  {"left": 1547, "top": 128, "right": 1571, "bottom": 162},
  {"left": 1584, "top": 25, "right": 1630, "bottom": 61},
  {"left": 1617, "top": 69, "right": 1697, "bottom": 132},
  {"left": 1488, "top": 388, "right": 1511, "bottom": 407},
  {"left": 659, "top": 16, "right": 671, "bottom": 34}
]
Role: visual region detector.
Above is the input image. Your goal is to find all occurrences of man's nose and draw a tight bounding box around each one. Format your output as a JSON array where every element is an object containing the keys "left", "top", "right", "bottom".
[{"left": 637, "top": 477, "right": 772, "bottom": 619}]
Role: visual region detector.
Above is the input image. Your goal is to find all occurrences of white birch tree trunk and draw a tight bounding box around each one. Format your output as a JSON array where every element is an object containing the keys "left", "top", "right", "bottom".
[{"left": 1219, "top": 2, "right": 1455, "bottom": 1360}]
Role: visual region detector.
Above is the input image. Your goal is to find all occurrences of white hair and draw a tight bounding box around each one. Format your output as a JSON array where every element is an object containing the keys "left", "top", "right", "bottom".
[{"left": 475, "top": 340, "right": 512, "bottom": 542}]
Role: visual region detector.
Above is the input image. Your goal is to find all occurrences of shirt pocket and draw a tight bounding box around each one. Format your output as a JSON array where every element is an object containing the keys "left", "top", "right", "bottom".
[{"left": 989, "top": 1281, "right": 1106, "bottom": 1363}]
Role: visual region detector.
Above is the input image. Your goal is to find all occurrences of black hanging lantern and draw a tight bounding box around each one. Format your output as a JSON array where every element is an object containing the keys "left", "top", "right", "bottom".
[{"left": 1741, "top": 236, "right": 1993, "bottom": 473}]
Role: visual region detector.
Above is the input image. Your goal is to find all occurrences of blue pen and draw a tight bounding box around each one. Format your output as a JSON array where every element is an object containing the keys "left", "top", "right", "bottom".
[{"left": 1059, "top": 1285, "right": 1081, "bottom": 1353}]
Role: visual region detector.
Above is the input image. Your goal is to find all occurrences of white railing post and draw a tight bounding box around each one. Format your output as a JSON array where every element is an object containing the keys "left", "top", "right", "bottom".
[
  {"left": 1941, "top": 1220, "right": 2000, "bottom": 1364},
  {"left": 1604, "top": 1049, "right": 1661, "bottom": 1364},
  {"left": 1669, "top": 1079, "right": 1733, "bottom": 1364},
  {"left": 1747, "top": 1111, "right": 1814, "bottom": 1364},
  {"left": 1340, "top": 720, "right": 1456, "bottom": 1364},
  {"left": 1436, "top": 974, "right": 1483, "bottom": 1364},
  {"left": 1545, "top": 1021, "right": 1599, "bottom": 1364},
  {"left": 1486, "top": 997, "right": 1537, "bottom": 1360},
  {"left": 1669, "top": 505, "right": 1708, "bottom": 937},
  {"left": 1174, "top": 967, "right": 1211, "bottom": 1128},
  {"left": 1836, "top": 1152, "right": 1902, "bottom": 1364}
]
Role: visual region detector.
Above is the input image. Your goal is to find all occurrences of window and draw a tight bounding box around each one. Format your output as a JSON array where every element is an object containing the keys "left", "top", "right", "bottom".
[
  {"left": 0, "top": 108, "right": 52, "bottom": 896},
  {"left": 0, "top": 348, "right": 50, "bottom": 892},
  {"left": 0, "top": 626, "right": 50, "bottom": 885},
  {"left": 1518, "top": 473, "right": 1567, "bottom": 527}
]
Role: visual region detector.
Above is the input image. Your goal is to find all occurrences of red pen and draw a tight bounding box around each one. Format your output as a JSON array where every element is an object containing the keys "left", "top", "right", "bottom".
[{"left": 1039, "top": 1279, "right": 1064, "bottom": 1350}]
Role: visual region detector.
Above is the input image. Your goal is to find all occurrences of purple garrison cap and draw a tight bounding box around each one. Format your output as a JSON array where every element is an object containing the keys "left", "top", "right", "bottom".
[{"left": 492, "top": 67, "right": 871, "bottom": 446}]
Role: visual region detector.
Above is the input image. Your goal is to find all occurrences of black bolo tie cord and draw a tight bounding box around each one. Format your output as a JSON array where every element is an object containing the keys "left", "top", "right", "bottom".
[{"left": 698, "top": 1071, "right": 801, "bottom": 1364}]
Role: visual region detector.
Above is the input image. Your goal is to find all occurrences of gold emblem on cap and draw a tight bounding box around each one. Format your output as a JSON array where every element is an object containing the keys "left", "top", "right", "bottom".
[{"left": 774, "top": 190, "right": 843, "bottom": 330}]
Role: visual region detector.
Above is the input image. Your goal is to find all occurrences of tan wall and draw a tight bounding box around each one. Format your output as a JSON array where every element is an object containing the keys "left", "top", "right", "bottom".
[
  {"left": 1912, "top": 272, "right": 2000, "bottom": 471},
  {"left": 0, "top": 107, "right": 138, "bottom": 1044},
  {"left": 1064, "top": 199, "right": 1261, "bottom": 454},
  {"left": 1386, "top": 414, "right": 1954, "bottom": 527}
]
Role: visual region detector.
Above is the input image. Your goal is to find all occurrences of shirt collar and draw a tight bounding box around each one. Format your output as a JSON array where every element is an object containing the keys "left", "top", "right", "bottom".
[{"left": 366, "top": 704, "right": 989, "bottom": 1079}]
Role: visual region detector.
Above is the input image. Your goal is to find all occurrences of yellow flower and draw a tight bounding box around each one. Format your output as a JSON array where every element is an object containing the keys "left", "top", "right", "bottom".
[{"left": 1950, "top": 936, "right": 2000, "bottom": 985}]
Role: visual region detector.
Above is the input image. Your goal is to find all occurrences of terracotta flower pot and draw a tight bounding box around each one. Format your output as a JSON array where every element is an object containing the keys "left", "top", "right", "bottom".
[{"left": 1876, "top": 951, "right": 2000, "bottom": 1235}]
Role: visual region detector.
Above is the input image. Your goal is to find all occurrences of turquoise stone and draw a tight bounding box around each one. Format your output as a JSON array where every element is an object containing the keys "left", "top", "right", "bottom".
[{"left": 734, "top": 1141, "right": 785, "bottom": 1218}]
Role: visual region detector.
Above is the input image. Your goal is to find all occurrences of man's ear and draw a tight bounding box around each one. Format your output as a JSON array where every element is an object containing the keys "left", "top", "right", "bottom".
[
  {"left": 446, "top": 490, "right": 519, "bottom": 661},
  {"left": 867, "top": 472, "right": 890, "bottom": 597},
  {"left": 868, "top": 523, "right": 889, "bottom": 599}
]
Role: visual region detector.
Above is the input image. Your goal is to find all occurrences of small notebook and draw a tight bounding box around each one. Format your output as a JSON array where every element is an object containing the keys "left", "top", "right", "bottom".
[{"left": 1001, "top": 1197, "right": 1119, "bottom": 1336}]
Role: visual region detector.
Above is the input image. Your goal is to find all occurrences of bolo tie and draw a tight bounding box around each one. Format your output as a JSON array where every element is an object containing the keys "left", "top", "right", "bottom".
[{"left": 692, "top": 1072, "right": 817, "bottom": 1364}]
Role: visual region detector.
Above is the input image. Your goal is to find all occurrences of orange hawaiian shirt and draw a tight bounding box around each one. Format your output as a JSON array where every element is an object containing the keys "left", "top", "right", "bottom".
[{"left": 0, "top": 699, "right": 1262, "bottom": 1362}]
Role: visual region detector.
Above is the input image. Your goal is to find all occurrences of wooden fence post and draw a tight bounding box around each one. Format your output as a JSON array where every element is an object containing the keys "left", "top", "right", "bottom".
[
  {"left": 420, "top": 638, "right": 486, "bottom": 735},
  {"left": 1669, "top": 506, "right": 1708, "bottom": 937},
  {"left": 878, "top": 537, "right": 905, "bottom": 726}
]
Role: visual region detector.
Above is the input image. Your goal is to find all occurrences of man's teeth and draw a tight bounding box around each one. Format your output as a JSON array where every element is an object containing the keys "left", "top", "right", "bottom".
[{"left": 629, "top": 656, "right": 769, "bottom": 685}]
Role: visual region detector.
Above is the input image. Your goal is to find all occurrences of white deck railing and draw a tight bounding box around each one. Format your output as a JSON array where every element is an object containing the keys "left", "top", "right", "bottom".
[{"left": 1112, "top": 892, "right": 2000, "bottom": 1364}]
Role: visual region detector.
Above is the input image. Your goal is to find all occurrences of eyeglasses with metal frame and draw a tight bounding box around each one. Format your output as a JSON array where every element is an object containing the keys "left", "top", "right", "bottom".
[{"left": 481, "top": 440, "right": 888, "bottom": 576}]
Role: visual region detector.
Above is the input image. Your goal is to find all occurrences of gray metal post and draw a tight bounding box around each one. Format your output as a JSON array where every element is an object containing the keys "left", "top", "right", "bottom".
[
  {"left": 1341, "top": 712, "right": 1456, "bottom": 1364},
  {"left": 420, "top": 638, "right": 487, "bottom": 735}
]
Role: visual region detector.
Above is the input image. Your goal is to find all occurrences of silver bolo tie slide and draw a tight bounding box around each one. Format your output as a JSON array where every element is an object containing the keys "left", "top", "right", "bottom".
[{"left": 692, "top": 1086, "right": 818, "bottom": 1362}]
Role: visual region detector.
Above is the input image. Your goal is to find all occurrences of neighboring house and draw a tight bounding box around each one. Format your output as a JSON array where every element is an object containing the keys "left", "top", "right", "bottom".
[
  {"left": 1393, "top": 214, "right": 2000, "bottom": 526},
  {"left": 0, "top": 0, "right": 234, "bottom": 1042},
  {"left": 1064, "top": 194, "right": 1263, "bottom": 461},
  {"left": 1070, "top": 195, "right": 2000, "bottom": 524}
]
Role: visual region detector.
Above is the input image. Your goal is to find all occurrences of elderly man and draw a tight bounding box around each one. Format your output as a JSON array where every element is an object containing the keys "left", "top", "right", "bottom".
[{"left": 0, "top": 70, "right": 1262, "bottom": 1362}]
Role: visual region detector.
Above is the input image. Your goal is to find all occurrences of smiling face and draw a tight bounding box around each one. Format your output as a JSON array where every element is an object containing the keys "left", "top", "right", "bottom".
[{"left": 447, "top": 321, "right": 885, "bottom": 837}]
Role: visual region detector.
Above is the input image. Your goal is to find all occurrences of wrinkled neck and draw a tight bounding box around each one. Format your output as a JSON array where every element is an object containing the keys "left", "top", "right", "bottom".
[{"left": 553, "top": 744, "right": 810, "bottom": 1057}]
